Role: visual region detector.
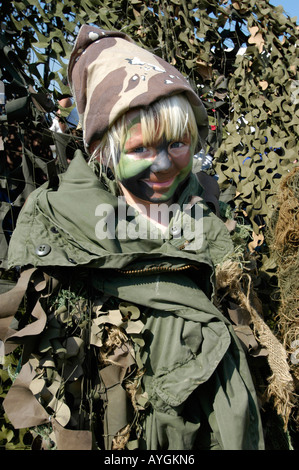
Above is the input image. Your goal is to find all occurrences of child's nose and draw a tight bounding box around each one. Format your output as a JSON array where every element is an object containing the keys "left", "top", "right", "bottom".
[{"left": 150, "top": 148, "right": 171, "bottom": 172}]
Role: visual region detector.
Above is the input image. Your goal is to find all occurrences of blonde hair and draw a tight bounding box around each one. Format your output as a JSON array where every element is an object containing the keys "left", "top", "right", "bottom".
[{"left": 89, "top": 93, "right": 199, "bottom": 174}]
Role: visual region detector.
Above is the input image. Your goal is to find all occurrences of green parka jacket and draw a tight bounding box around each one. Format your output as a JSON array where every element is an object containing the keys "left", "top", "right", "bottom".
[{"left": 1, "top": 151, "right": 264, "bottom": 450}]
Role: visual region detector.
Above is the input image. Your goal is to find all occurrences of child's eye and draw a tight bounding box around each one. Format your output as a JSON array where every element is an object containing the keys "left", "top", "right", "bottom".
[
  {"left": 132, "top": 146, "right": 148, "bottom": 153},
  {"left": 169, "top": 141, "right": 184, "bottom": 149}
]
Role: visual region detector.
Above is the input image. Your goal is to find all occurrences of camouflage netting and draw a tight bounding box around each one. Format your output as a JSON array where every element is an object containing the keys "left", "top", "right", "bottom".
[{"left": 0, "top": 0, "right": 298, "bottom": 449}]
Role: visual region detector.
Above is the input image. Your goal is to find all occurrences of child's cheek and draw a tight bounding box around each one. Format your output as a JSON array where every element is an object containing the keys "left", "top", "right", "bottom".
[{"left": 116, "top": 152, "right": 152, "bottom": 181}]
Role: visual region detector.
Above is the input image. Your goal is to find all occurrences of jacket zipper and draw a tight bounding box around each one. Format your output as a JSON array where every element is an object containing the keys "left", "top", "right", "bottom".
[{"left": 115, "top": 264, "right": 200, "bottom": 275}]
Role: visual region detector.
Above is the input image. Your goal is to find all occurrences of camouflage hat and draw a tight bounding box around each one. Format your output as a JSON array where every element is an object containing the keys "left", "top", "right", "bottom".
[{"left": 68, "top": 25, "right": 208, "bottom": 152}]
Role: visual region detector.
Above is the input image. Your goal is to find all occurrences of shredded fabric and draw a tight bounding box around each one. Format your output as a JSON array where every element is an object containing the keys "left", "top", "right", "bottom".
[
  {"left": 215, "top": 257, "right": 296, "bottom": 430},
  {"left": 267, "top": 167, "right": 299, "bottom": 429}
]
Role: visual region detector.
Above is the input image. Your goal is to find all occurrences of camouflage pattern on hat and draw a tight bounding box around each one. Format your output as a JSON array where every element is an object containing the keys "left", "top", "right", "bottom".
[{"left": 68, "top": 25, "right": 208, "bottom": 151}]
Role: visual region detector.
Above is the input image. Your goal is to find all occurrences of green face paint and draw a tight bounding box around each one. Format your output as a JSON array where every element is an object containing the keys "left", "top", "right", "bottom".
[{"left": 116, "top": 150, "right": 152, "bottom": 181}]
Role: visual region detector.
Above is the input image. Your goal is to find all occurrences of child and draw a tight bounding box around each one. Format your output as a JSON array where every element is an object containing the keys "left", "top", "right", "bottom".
[{"left": 0, "top": 25, "right": 264, "bottom": 450}]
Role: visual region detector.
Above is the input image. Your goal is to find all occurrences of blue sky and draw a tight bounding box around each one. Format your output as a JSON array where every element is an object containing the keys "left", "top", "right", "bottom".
[{"left": 270, "top": 0, "right": 298, "bottom": 21}]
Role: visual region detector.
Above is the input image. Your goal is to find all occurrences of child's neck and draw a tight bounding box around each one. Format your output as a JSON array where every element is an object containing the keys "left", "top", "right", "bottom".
[{"left": 119, "top": 183, "right": 172, "bottom": 231}]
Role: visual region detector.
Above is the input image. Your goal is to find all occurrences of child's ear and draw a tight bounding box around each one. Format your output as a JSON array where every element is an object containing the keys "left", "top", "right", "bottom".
[
  {"left": 89, "top": 140, "right": 105, "bottom": 163},
  {"left": 89, "top": 140, "right": 101, "bottom": 155},
  {"left": 89, "top": 140, "right": 113, "bottom": 168}
]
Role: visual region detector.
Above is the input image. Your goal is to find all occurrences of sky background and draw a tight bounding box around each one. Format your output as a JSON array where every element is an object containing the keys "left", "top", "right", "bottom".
[{"left": 270, "top": 0, "right": 298, "bottom": 21}]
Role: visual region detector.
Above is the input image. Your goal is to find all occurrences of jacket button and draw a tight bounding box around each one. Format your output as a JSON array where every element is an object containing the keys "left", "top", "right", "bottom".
[
  {"left": 35, "top": 244, "right": 51, "bottom": 257},
  {"left": 170, "top": 226, "right": 181, "bottom": 236}
]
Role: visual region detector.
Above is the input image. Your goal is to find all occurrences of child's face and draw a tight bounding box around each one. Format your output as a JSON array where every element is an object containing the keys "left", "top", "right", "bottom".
[{"left": 115, "top": 111, "right": 194, "bottom": 204}]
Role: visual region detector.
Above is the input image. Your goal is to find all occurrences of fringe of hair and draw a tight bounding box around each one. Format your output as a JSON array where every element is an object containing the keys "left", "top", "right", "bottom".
[{"left": 87, "top": 94, "right": 199, "bottom": 175}]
